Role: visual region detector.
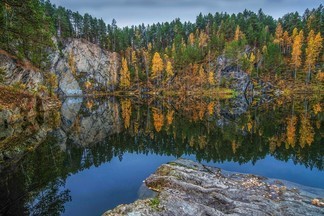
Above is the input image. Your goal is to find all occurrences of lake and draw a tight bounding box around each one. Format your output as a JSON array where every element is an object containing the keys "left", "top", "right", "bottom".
[{"left": 0, "top": 94, "right": 323, "bottom": 215}]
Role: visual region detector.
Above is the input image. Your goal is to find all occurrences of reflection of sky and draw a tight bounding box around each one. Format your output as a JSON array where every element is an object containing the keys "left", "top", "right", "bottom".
[
  {"left": 50, "top": 0, "right": 322, "bottom": 27},
  {"left": 61, "top": 153, "right": 324, "bottom": 216}
]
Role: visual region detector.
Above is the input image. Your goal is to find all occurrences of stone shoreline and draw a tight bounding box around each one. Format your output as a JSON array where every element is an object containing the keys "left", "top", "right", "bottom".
[{"left": 103, "top": 159, "right": 324, "bottom": 216}]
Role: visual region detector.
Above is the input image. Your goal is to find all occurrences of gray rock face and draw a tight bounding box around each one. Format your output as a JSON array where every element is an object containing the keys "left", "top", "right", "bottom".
[
  {"left": 103, "top": 159, "right": 324, "bottom": 216},
  {"left": 1, "top": 38, "right": 120, "bottom": 97},
  {"left": 51, "top": 39, "right": 120, "bottom": 96},
  {"left": 0, "top": 52, "right": 43, "bottom": 90},
  {"left": 220, "top": 66, "right": 253, "bottom": 94}
]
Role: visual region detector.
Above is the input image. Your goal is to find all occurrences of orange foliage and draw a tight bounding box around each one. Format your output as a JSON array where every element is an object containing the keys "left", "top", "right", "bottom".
[
  {"left": 286, "top": 116, "right": 297, "bottom": 148},
  {"left": 121, "top": 99, "right": 132, "bottom": 129},
  {"left": 166, "top": 110, "right": 174, "bottom": 125},
  {"left": 231, "top": 140, "right": 240, "bottom": 154},
  {"left": 207, "top": 102, "right": 214, "bottom": 115},
  {"left": 299, "top": 114, "right": 314, "bottom": 148},
  {"left": 198, "top": 135, "right": 207, "bottom": 150},
  {"left": 86, "top": 100, "right": 94, "bottom": 110},
  {"left": 313, "top": 103, "right": 322, "bottom": 115},
  {"left": 152, "top": 108, "right": 164, "bottom": 132}
]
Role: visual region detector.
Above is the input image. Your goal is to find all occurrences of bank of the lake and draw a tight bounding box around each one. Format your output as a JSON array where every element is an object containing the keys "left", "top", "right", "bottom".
[
  {"left": 0, "top": 85, "right": 61, "bottom": 126},
  {"left": 104, "top": 158, "right": 324, "bottom": 216}
]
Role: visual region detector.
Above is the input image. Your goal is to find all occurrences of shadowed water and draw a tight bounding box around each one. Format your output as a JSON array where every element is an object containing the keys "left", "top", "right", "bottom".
[{"left": 0, "top": 95, "right": 323, "bottom": 215}]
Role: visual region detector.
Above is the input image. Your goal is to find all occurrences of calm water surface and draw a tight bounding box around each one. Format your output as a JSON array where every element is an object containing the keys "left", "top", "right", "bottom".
[{"left": 0, "top": 95, "right": 323, "bottom": 215}]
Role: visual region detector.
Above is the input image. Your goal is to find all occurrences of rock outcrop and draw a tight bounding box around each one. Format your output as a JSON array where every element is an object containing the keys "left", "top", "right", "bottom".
[
  {"left": 220, "top": 66, "right": 253, "bottom": 95},
  {"left": 104, "top": 159, "right": 324, "bottom": 216},
  {"left": 1, "top": 38, "right": 120, "bottom": 97},
  {"left": 0, "top": 86, "right": 60, "bottom": 126},
  {"left": 51, "top": 39, "right": 120, "bottom": 96},
  {"left": 0, "top": 50, "right": 43, "bottom": 91}
]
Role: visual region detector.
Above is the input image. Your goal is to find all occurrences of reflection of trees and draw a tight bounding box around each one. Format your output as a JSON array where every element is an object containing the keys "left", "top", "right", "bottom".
[
  {"left": 28, "top": 179, "right": 71, "bottom": 216},
  {"left": 121, "top": 98, "right": 132, "bottom": 129},
  {"left": 111, "top": 97, "right": 323, "bottom": 170},
  {"left": 286, "top": 116, "right": 297, "bottom": 148},
  {"left": 299, "top": 114, "right": 314, "bottom": 148},
  {"left": 152, "top": 108, "right": 164, "bottom": 132},
  {"left": 0, "top": 135, "right": 71, "bottom": 216},
  {"left": 1, "top": 96, "right": 322, "bottom": 215}
]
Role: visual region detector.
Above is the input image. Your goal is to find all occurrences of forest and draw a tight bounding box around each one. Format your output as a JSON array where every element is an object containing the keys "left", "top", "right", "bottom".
[{"left": 0, "top": 0, "right": 323, "bottom": 93}]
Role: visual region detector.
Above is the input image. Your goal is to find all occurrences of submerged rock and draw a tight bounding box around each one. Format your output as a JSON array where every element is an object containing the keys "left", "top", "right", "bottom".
[{"left": 103, "top": 159, "right": 324, "bottom": 216}]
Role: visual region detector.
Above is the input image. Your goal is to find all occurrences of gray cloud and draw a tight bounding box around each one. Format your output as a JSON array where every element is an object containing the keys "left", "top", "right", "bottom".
[{"left": 50, "top": 0, "right": 322, "bottom": 27}]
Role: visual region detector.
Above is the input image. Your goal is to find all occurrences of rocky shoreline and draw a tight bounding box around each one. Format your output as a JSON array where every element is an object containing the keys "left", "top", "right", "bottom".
[
  {"left": 103, "top": 159, "right": 324, "bottom": 216},
  {"left": 0, "top": 86, "right": 61, "bottom": 126}
]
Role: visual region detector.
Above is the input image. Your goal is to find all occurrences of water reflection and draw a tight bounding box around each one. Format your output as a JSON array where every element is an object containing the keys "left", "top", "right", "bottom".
[{"left": 0, "top": 95, "right": 323, "bottom": 215}]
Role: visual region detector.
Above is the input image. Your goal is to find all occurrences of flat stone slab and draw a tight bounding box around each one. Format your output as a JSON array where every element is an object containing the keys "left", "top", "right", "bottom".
[{"left": 103, "top": 159, "right": 324, "bottom": 216}]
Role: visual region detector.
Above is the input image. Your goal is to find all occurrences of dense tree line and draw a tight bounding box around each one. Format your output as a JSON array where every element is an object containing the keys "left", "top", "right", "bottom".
[
  {"left": 0, "top": 0, "right": 54, "bottom": 68},
  {"left": 0, "top": 0, "right": 323, "bottom": 88}
]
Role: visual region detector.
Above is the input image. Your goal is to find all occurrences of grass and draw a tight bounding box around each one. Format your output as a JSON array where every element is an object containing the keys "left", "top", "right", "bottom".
[{"left": 149, "top": 197, "right": 161, "bottom": 210}]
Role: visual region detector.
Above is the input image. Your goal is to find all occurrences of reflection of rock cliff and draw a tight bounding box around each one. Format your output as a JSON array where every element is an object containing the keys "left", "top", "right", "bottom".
[
  {"left": 0, "top": 111, "right": 60, "bottom": 171},
  {"left": 60, "top": 97, "right": 122, "bottom": 147},
  {"left": 60, "top": 97, "right": 83, "bottom": 132},
  {"left": 70, "top": 100, "right": 122, "bottom": 146}
]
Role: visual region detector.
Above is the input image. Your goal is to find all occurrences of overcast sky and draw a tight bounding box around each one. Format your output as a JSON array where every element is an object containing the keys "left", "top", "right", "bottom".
[{"left": 50, "top": 0, "right": 322, "bottom": 27}]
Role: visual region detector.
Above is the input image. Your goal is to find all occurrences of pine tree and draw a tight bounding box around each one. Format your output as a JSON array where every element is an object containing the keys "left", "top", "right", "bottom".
[
  {"left": 120, "top": 57, "right": 130, "bottom": 89},
  {"left": 248, "top": 52, "right": 256, "bottom": 74},
  {"left": 188, "top": 33, "right": 195, "bottom": 46},
  {"left": 234, "top": 25, "right": 242, "bottom": 41},
  {"left": 282, "top": 31, "right": 291, "bottom": 54},
  {"left": 151, "top": 52, "right": 164, "bottom": 84},
  {"left": 131, "top": 50, "right": 139, "bottom": 88},
  {"left": 292, "top": 28, "right": 298, "bottom": 39},
  {"left": 0, "top": 0, "right": 54, "bottom": 67},
  {"left": 198, "top": 65, "right": 206, "bottom": 87},
  {"left": 305, "top": 30, "right": 323, "bottom": 83},
  {"left": 291, "top": 32, "right": 302, "bottom": 80},
  {"left": 274, "top": 23, "right": 283, "bottom": 51},
  {"left": 198, "top": 30, "right": 208, "bottom": 49},
  {"left": 165, "top": 61, "right": 174, "bottom": 82}
]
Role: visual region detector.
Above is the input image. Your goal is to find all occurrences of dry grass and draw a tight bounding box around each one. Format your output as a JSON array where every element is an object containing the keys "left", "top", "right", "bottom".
[{"left": 0, "top": 85, "right": 34, "bottom": 110}]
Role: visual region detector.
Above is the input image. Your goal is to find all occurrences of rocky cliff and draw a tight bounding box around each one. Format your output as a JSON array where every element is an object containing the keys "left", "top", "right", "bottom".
[
  {"left": 0, "top": 39, "right": 120, "bottom": 125},
  {"left": 1, "top": 38, "right": 120, "bottom": 97},
  {"left": 0, "top": 50, "right": 44, "bottom": 91},
  {"left": 51, "top": 39, "right": 120, "bottom": 96}
]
